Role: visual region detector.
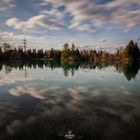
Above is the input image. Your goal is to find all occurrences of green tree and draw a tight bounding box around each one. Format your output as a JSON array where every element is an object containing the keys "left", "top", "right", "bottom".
[
  {"left": 61, "top": 43, "right": 70, "bottom": 61},
  {"left": 124, "top": 40, "right": 140, "bottom": 60}
]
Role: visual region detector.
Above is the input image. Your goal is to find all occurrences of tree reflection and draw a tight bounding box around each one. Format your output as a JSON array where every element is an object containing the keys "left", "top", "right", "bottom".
[
  {"left": 121, "top": 61, "right": 140, "bottom": 81},
  {"left": 61, "top": 61, "right": 80, "bottom": 77},
  {"left": 0, "top": 60, "right": 139, "bottom": 80},
  {"left": 5, "top": 66, "right": 12, "bottom": 74}
]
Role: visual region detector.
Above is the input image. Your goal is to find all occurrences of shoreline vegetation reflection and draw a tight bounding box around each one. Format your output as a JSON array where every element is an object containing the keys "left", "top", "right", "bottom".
[{"left": 0, "top": 60, "right": 140, "bottom": 81}]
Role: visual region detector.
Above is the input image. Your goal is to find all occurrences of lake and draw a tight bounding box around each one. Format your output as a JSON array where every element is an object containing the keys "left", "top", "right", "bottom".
[{"left": 0, "top": 60, "right": 140, "bottom": 140}]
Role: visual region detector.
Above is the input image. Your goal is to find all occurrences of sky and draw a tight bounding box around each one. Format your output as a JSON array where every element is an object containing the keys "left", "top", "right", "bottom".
[{"left": 0, "top": 0, "right": 140, "bottom": 51}]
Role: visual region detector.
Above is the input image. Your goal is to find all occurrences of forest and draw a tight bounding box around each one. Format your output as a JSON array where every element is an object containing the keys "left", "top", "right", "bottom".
[{"left": 0, "top": 40, "right": 140, "bottom": 63}]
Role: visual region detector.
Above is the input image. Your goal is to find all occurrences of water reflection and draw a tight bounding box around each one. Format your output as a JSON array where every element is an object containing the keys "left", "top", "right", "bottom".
[
  {"left": 1, "top": 85, "right": 140, "bottom": 140},
  {"left": 0, "top": 60, "right": 140, "bottom": 80},
  {"left": 0, "top": 60, "right": 140, "bottom": 140},
  {"left": 122, "top": 62, "right": 140, "bottom": 81}
]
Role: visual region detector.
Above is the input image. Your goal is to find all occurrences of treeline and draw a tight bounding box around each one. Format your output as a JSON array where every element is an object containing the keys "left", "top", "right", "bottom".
[
  {"left": 0, "top": 40, "right": 140, "bottom": 62},
  {"left": 116, "top": 40, "right": 140, "bottom": 62}
]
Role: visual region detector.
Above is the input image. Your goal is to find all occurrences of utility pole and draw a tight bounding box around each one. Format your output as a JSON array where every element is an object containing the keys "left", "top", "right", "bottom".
[
  {"left": 24, "top": 67, "right": 27, "bottom": 80},
  {"left": 137, "top": 38, "right": 140, "bottom": 48},
  {"left": 22, "top": 38, "right": 27, "bottom": 51}
]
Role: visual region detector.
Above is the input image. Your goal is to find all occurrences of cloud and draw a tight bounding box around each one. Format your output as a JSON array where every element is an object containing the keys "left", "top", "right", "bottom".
[
  {"left": 0, "top": 75, "right": 32, "bottom": 86},
  {"left": 0, "top": 0, "right": 15, "bottom": 12},
  {"left": 42, "top": 0, "right": 140, "bottom": 32},
  {"left": 9, "top": 86, "right": 46, "bottom": 99},
  {"left": 0, "top": 31, "right": 32, "bottom": 41},
  {"left": 40, "top": 8, "right": 65, "bottom": 20},
  {"left": 69, "top": 22, "right": 95, "bottom": 32},
  {"left": 0, "top": 31, "right": 36, "bottom": 48},
  {"left": 4, "top": 0, "right": 140, "bottom": 33},
  {"left": 0, "top": 31, "right": 121, "bottom": 50},
  {"left": 100, "top": 39, "right": 107, "bottom": 42},
  {"left": 112, "top": 9, "right": 140, "bottom": 31},
  {"left": 6, "top": 14, "right": 64, "bottom": 31},
  {"left": 6, "top": 120, "right": 22, "bottom": 135},
  {"left": 0, "top": 85, "right": 139, "bottom": 140},
  {"left": 7, "top": 84, "right": 140, "bottom": 118}
]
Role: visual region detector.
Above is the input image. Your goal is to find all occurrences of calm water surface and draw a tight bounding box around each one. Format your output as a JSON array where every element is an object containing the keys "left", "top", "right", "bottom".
[{"left": 0, "top": 60, "right": 140, "bottom": 140}]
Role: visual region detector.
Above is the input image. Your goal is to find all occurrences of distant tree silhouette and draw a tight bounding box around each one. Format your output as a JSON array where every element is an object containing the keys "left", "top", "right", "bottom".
[
  {"left": 124, "top": 40, "right": 140, "bottom": 60},
  {"left": 0, "top": 40, "right": 139, "bottom": 64}
]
